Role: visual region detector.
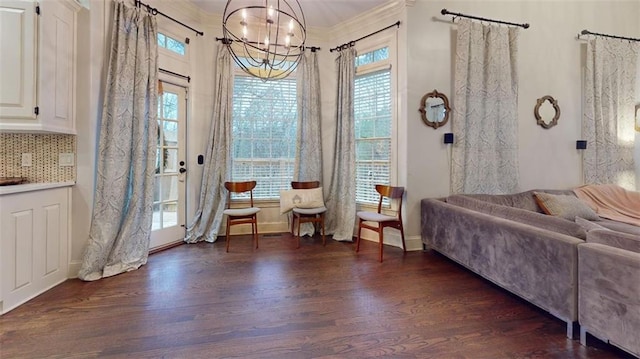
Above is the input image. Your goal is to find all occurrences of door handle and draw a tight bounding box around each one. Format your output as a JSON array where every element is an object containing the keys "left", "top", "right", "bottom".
[{"left": 179, "top": 167, "right": 187, "bottom": 173}]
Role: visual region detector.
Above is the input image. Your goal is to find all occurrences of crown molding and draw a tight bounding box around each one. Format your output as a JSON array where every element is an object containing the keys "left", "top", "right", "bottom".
[{"left": 319, "top": 0, "right": 406, "bottom": 45}]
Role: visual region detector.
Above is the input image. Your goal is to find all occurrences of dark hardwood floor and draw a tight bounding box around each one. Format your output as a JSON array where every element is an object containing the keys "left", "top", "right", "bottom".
[{"left": 0, "top": 233, "right": 631, "bottom": 359}]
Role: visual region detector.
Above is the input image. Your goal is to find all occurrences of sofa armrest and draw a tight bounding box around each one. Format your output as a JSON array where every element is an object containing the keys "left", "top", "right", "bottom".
[
  {"left": 578, "top": 243, "right": 640, "bottom": 356},
  {"left": 587, "top": 229, "right": 640, "bottom": 254}
]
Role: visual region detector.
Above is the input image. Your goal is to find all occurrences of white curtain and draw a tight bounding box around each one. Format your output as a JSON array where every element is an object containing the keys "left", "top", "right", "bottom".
[
  {"left": 185, "top": 45, "right": 233, "bottom": 243},
  {"left": 294, "top": 51, "right": 323, "bottom": 236},
  {"left": 451, "top": 19, "right": 520, "bottom": 194},
  {"left": 325, "top": 48, "right": 357, "bottom": 241},
  {"left": 78, "top": 1, "right": 158, "bottom": 281},
  {"left": 583, "top": 38, "right": 639, "bottom": 190}
]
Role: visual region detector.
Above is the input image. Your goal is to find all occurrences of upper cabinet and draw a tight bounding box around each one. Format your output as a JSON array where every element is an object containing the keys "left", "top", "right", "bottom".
[{"left": 0, "top": 0, "right": 80, "bottom": 134}]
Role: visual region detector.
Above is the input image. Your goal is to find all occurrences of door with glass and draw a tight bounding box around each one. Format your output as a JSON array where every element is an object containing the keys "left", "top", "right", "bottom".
[{"left": 150, "top": 82, "right": 187, "bottom": 250}]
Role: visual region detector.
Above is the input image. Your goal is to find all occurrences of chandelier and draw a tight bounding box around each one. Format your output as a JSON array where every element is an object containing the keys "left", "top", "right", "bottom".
[{"left": 222, "top": 0, "right": 307, "bottom": 80}]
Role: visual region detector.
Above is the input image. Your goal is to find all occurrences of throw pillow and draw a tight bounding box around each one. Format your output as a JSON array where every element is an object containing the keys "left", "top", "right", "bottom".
[
  {"left": 533, "top": 192, "right": 599, "bottom": 221},
  {"left": 279, "top": 187, "right": 324, "bottom": 214}
]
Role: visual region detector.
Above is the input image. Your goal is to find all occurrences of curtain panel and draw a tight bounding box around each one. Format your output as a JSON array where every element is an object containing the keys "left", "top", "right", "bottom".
[
  {"left": 293, "top": 51, "right": 323, "bottom": 236},
  {"left": 451, "top": 19, "right": 520, "bottom": 195},
  {"left": 184, "top": 45, "right": 234, "bottom": 243},
  {"left": 324, "top": 48, "right": 357, "bottom": 241},
  {"left": 583, "top": 38, "right": 639, "bottom": 190},
  {"left": 78, "top": 1, "right": 158, "bottom": 281}
]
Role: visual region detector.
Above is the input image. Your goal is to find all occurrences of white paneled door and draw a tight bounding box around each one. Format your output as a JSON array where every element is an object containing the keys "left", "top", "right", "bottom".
[{"left": 150, "top": 82, "right": 187, "bottom": 250}]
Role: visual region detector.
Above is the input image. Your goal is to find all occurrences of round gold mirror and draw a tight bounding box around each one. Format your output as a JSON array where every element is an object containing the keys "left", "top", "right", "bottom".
[
  {"left": 419, "top": 90, "right": 451, "bottom": 129},
  {"left": 534, "top": 95, "right": 560, "bottom": 129}
]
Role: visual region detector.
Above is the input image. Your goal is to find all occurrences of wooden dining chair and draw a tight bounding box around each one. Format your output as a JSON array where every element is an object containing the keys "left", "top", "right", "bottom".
[
  {"left": 223, "top": 181, "right": 260, "bottom": 252},
  {"left": 290, "top": 181, "right": 326, "bottom": 248},
  {"left": 356, "top": 185, "right": 406, "bottom": 262}
]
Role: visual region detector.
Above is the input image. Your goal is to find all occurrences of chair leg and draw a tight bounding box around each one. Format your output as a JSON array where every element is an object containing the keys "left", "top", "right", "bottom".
[
  {"left": 225, "top": 217, "right": 231, "bottom": 253},
  {"left": 356, "top": 220, "right": 363, "bottom": 252},
  {"left": 320, "top": 215, "right": 326, "bottom": 246},
  {"left": 400, "top": 224, "right": 406, "bottom": 252},
  {"left": 378, "top": 226, "right": 384, "bottom": 263},
  {"left": 253, "top": 217, "right": 259, "bottom": 249},
  {"left": 291, "top": 213, "right": 295, "bottom": 236},
  {"left": 297, "top": 217, "right": 302, "bottom": 249}
]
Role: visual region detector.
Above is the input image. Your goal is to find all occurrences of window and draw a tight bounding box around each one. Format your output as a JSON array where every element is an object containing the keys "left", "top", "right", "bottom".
[
  {"left": 354, "top": 47, "right": 392, "bottom": 204},
  {"left": 157, "top": 32, "right": 186, "bottom": 56},
  {"left": 231, "top": 74, "right": 297, "bottom": 200}
]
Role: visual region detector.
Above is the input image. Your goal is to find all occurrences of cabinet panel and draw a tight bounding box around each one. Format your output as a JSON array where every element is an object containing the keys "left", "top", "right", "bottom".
[
  {"left": 1, "top": 187, "right": 70, "bottom": 314},
  {"left": 12, "top": 210, "right": 34, "bottom": 290},
  {"left": 44, "top": 204, "right": 61, "bottom": 275},
  {"left": 0, "top": 1, "right": 37, "bottom": 120},
  {"left": 39, "top": 0, "right": 76, "bottom": 133}
]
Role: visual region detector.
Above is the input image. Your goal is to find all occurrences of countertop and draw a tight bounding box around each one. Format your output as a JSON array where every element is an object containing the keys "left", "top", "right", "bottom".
[{"left": 0, "top": 181, "right": 75, "bottom": 195}]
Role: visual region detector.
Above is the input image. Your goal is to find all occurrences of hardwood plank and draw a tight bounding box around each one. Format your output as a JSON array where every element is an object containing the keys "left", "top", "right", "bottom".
[{"left": 0, "top": 233, "right": 631, "bottom": 358}]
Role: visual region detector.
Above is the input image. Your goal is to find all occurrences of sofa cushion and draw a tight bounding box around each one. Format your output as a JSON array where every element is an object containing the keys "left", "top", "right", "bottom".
[
  {"left": 575, "top": 217, "right": 609, "bottom": 232},
  {"left": 466, "top": 189, "right": 575, "bottom": 213},
  {"left": 595, "top": 218, "right": 640, "bottom": 236},
  {"left": 586, "top": 229, "right": 640, "bottom": 254},
  {"left": 533, "top": 192, "right": 599, "bottom": 221},
  {"left": 446, "top": 195, "right": 587, "bottom": 239}
]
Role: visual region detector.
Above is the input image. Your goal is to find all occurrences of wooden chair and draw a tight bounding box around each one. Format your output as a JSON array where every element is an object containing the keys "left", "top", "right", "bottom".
[
  {"left": 291, "top": 181, "right": 326, "bottom": 248},
  {"left": 356, "top": 185, "right": 406, "bottom": 262},
  {"left": 223, "top": 181, "right": 260, "bottom": 252}
]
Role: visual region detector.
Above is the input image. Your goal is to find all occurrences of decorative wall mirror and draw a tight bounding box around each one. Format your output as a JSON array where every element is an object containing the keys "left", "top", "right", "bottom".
[
  {"left": 419, "top": 90, "right": 451, "bottom": 129},
  {"left": 534, "top": 95, "right": 560, "bottom": 129}
]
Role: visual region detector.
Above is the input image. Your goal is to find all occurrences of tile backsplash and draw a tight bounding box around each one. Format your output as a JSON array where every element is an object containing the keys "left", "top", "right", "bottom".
[{"left": 0, "top": 133, "right": 76, "bottom": 183}]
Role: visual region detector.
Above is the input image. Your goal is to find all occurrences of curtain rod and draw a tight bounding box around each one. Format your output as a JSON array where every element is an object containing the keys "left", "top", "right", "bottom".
[
  {"left": 330, "top": 21, "right": 401, "bottom": 52},
  {"left": 160, "top": 68, "right": 190, "bottom": 83},
  {"left": 214, "top": 37, "right": 321, "bottom": 52},
  {"left": 440, "top": 9, "right": 529, "bottom": 29},
  {"left": 135, "top": 0, "right": 204, "bottom": 37},
  {"left": 579, "top": 29, "right": 640, "bottom": 43}
]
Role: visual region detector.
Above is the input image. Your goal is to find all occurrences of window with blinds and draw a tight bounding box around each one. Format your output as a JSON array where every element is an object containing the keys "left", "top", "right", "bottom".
[
  {"left": 231, "top": 74, "right": 297, "bottom": 200},
  {"left": 354, "top": 47, "right": 392, "bottom": 205}
]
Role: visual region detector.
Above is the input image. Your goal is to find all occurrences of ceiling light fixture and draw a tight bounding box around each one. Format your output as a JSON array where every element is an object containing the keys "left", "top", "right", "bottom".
[{"left": 222, "top": 0, "right": 306, "bottom": 80}]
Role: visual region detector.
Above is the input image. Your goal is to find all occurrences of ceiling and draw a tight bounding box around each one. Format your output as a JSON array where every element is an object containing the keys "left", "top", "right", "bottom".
[{"left": 188, "top": 0, "right": 390, "bottom": 28}]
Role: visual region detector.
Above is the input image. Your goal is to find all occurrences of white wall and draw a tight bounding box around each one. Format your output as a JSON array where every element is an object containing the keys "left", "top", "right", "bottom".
[{"left": 404, "top": 0, "right": 640, "bottom": 237}]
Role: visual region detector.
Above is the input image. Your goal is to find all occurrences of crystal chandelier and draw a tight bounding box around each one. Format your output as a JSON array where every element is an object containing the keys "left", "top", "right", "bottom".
[{"left": 222, "top": 0, "right": 306, "bottom": 80}]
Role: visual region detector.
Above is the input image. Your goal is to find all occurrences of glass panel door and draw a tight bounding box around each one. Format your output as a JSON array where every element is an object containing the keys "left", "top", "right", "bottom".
[{"left": 150, "top": 82, "right": 186, "bottom": 250}]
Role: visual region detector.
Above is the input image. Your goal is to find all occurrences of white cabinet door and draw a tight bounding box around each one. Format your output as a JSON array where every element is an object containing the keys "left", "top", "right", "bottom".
[
  {"left": 0, "top": 0, "right": 37, "bottom": 121},
  {"left": 0, "top": 187, "right": 70, "bottom": 314},
  {"left": 38, "top": 0, "right": 77, "bottom": 133},
  {"left": 0, "top": 0, "right": 79, "bottom": 134}
]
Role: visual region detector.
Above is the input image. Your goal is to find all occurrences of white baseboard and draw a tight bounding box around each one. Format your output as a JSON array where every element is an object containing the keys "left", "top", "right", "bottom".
[
  {"left": 68, "top": 260, "right": 82, "bottom": 279},
  {"left": 358, "top": 231, "right": 423, "bottom": 251}
]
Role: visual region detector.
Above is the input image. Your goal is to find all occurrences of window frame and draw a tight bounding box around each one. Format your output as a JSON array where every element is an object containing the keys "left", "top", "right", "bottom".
[
  {"left": 354, "top": 33, "right": 398, "bottom": 207},
  {"left": 157, "top": 30, "right": 190, "bottom": 62}
]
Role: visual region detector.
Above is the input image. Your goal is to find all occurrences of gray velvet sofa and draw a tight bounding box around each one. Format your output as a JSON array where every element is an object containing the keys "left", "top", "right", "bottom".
[
  {"left": 579, "top": 228, "right": 640, "bottom": 357},
  {"left": 421, "top": 189, "right": 640, "bottom": 353}
]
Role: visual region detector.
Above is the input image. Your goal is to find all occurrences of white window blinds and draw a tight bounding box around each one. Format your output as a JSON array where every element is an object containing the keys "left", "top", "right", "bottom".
[
  {"left": 231, "top": 75, "right": 297, "bottom": 199},
  {"left": 354, "top": 68, "right": 392, "bottom": 205}
]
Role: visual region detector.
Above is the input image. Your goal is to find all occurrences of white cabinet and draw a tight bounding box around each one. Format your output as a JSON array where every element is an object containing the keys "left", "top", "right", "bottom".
[
  {"left": 0, "top": 0, "right": 80, "bottom": 134},
  {"left": 0, "top": 186, "right": 71, "bottom": 314}
]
